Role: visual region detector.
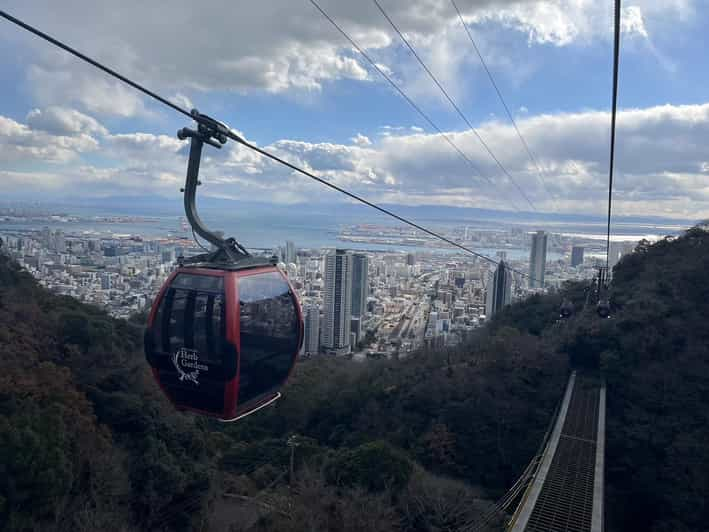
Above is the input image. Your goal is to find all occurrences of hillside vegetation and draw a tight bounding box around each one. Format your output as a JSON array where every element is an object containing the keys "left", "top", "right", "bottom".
[
  {"left": 1, "top": 226, "right": 708, "bottom": 531},
  {"left": 599, "top": 229, "right": 709, "bottom": 532}
]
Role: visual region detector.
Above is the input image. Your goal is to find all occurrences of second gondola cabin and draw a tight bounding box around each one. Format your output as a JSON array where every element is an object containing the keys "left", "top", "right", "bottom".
[{"left": 145, "top": 260, "right": 303, "bottom": 421}]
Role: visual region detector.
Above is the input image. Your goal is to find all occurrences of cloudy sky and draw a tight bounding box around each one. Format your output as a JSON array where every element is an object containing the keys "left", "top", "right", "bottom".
[{"left": 0, "top": 0, "right": 707, "bottom": 220}]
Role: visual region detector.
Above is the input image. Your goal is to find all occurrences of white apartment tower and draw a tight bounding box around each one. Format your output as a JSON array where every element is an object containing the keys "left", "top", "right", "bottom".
[{"left": 285, "top": 240, "right": 296, "bottom": 264}]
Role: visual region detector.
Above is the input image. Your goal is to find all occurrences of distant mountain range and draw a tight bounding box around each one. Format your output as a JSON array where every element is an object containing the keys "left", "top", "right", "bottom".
[{"left": 2, "top": 195, "right": 697, "bottom": 229}]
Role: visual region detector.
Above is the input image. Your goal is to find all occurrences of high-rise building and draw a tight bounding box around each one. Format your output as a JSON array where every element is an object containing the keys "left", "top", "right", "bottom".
[
  {"left": 406, "top": 253, "right": 415, "bottom": 266},
  {"left": 428, "top": 311, "right": 438, "bottom": 336},
  {"left": 485, "top": 261, "right": 512, "bottom": 317},
  {"left": 322, "top": 249, "right": 353, "bottom": 354},
  {"left": 304, "top": 304, "right": 320, "bottom": 356},
  {"left": 571, "top": 246, "right": 585, "bottom": 267},
  {"left": 529, "top": 231, "right": 548, "bottom": 288},
  {"left": 608, "top": 241, "right": 635, "bottom": 270},
  {"left": 454, "top": 272, "right": 465, "bottom": 289},
  {"left": 54, "top": 231, "right": 66, "bottom": 253},
  {"left": 285, "top": 240, "right": 296, "bottom": 264},
  {"left": 351, "top": 253, "right": 368, "bottom": 318},
  {"left": 41, "top": 227, "right": 52, "bottom": 248}
]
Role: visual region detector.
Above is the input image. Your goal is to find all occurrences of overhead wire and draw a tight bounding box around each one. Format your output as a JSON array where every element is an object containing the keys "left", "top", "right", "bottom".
[
  {"left": 606, "top": 0, "right": 622, "bottom": 273},
  {"left": 449, "top": 0, "right": 558, "bottom": 210},
  {"left": 224, "top": 135, "right": 531, "bottom": 273},
  {"left": 0, "top": 8, "right": 545, "bottom": 284},
  {"left": 306, "top": 0, "right": 522, "bottom": 213},
  {"left": 192, "top": 227, "right": 211, "bottom": 253},
  {"left": 372, "top": 0, "right": 538, "bottom": 212},
  {"left": 458, "top": 454, "right": 541, "bottom": 532},
  {"left": 461, "top": 379, "right": 564, "bottom": 532}
]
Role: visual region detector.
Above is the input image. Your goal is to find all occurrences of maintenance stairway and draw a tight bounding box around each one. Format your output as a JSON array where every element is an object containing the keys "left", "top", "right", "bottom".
[{"left": 508, "top": 372, "right": 606, "bottom": 532}]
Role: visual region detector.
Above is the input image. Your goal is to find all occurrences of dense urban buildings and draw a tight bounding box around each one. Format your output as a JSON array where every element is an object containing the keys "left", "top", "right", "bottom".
[
  {"left": 529, "top": 230, "right": 548, "bottom": 288},
  {"left": 2, "top": 205, "right": 636, "bottom": 359},
  {"left": 485, "top": 261, "right": 512, "bottom": 317}
]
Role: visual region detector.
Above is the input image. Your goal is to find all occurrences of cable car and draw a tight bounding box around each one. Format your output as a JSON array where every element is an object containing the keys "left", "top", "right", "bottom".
[
  {"left": 597, "top": 299, "right": 611, "bottom": 319},
  {"left": 595, "top": 266, "right": 612, "bottom": 318},
  {"left": 144, "top": 113, "right": 303, "bottom": 421},
  {"left": 559, "top": 299, "right": 574, "bottom": 319}
]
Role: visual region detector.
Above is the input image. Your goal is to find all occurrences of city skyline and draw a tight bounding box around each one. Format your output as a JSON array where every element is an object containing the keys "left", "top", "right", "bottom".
[{"left": 0, "top": 214, "right": 636, "bottom": 359}]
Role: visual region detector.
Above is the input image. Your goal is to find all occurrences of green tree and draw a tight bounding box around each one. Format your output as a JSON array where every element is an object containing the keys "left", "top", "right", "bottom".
[{"left": 325, "top": 441, "right": 413, "bottom": 493}]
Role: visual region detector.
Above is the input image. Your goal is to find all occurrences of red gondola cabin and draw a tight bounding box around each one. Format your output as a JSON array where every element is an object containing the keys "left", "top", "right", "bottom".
[{"left": 145, "top": 262, "right": 303, "bottom": 421}]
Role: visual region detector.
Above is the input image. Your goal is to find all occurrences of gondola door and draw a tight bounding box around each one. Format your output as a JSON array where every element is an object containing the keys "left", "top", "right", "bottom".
[{"left": 146, "top": 269, "right": 239, "bottom": 419}]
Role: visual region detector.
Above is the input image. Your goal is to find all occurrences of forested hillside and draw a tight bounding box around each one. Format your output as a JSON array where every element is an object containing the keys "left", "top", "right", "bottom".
[
  {"left": 1, "top": 226, "right": 708, "bottom": 531},
  {"left": 0, "top": 255, "right": 216, "bottom": 531},
  {"left": 598, "top": 228, "right": 709, "bottom": 532},
  {"left": 0, "top": 250, "right": 568, "bottom": 531}
]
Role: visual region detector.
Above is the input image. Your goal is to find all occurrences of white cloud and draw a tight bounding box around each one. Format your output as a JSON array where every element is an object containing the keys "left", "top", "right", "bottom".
[
  {"left": 621, "top": 6, "right": 649, "bottom": 38},
  {"left": 5, "top": 101, "right": 709, "bottom": 219},
  {"left": 0, "top": 113, "right": 101, "bottom": 163},
  {"left": 26, "top": 63, "right": 148, "bottom": 118},
  {"left": 351, "top": 133, "right": 372, "bottom": 146},
  {"left": 0, "top": 0, "right": 688, "bottom": 119},
  {"left": 107, "top": 133, "right": 183, "bottom": 156},
  {"left": 26, "top": 106, "right": 108, "bottom": 136},
  {"left": 170, "top": 93, "right": 194, "bottom": 111}
]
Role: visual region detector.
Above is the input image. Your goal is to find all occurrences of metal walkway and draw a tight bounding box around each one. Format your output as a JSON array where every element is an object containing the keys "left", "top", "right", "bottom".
[{"left": 508, "top": 372, "right": 606, "bottom": 532}]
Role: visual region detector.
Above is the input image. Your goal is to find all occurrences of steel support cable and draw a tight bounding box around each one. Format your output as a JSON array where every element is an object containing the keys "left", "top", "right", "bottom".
[
  {"left": 449, "top": 0, "right": 558, "bottom": 211},
  {"left": 228, "top": 135, "right": 530, "bottom": 274},
  {"left": 306, "top": 0, "right": 522, "bottom": 213},
  {"left": 0, "top": 8, "right": 545, "bottom": 284},
  {"left": 463, "top": 451, "right": 542, "bottom": 531},
  {"left": 504, "top": 388, "right": 567, "bottom": 531},
  {"left": 464, "top": 378, "right": 567, "bottom": 532},
  {"left": 458, "top": 454, "right": 542, "bottom": 532},
  {"left": 460, "top": 455, "right": 540, "bottom": 532},
  {"left": 606, "top": 0, "right": 622, "bottom": 273},
  {"left": 373, "top": 0, "right": 538, "bottom": 213},
  {"left": 191, "top": 227, "right": 211, "bottom": 252}
]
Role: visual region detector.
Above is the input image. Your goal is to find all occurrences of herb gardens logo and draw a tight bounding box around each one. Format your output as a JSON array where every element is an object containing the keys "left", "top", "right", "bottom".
[{"left": 172, "top": 347, "right": 207, "bottom": 385}]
